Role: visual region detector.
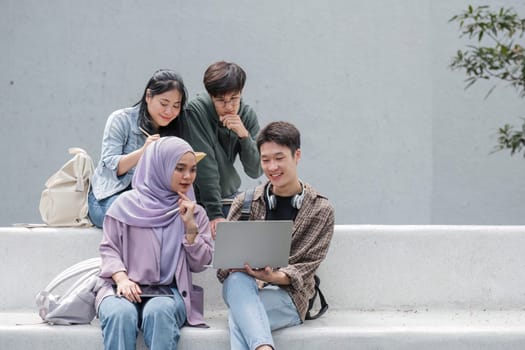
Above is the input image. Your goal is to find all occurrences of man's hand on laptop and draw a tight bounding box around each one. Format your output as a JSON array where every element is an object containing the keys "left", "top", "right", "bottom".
[{"left": 241, "top": 264, "right": 291, "bottom": 286}]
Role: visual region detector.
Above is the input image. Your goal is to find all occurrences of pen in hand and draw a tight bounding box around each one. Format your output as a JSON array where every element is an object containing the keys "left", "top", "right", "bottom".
[
  {"left": 139, "top": 126, "right": 151, "bottom": 137},
  {"left": 164, "top": 207, "right": 180, "bottom": 217}
]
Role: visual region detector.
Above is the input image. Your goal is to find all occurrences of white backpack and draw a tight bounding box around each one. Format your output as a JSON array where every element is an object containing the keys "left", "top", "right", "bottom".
[
  {"left": 35, "top": 257, "right": 103, "bottom": 325},
  {"left": 39, "top": 147, "right": 95, "bottom": 227}
]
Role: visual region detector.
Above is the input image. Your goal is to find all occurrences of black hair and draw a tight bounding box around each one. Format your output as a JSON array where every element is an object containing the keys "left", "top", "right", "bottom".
[
  {"left": 135, "top": 69, "right": 188, "bottom": 137},
  {"left": 203, "top": 61, "right": 246, "bottom": 97},
  {"left": 256, "top": 121, "right": 301, "bottom": 155}
]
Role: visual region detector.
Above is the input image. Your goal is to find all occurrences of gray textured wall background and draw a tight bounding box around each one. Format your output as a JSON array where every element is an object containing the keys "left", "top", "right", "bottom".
[{"left": 2, "top": 0, "right": 525, "bottom": 226}]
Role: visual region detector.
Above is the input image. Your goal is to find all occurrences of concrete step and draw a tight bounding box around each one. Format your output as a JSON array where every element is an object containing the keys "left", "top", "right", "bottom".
[
  {"left": 2, "top": 310, "right": 525, "bottom": 350},
  {"left": 1, "top": 227, "right": 104, "bottom": 312},
  {"left": 317, "top": 225, "right": 525, "bottom": 311},
  {"left": 3, "top": 225, "right": 525, "bottom": 311},
  {"left": 2, "top": 225, "right": 525, "bottom": 349}
]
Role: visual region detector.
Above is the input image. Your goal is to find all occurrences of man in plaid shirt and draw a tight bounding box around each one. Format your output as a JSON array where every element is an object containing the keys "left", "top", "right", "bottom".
[{"left": 217, "top": 121, "right": 335, "bottom": 350}]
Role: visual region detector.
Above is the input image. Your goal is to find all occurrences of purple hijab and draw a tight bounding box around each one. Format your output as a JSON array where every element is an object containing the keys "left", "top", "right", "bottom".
[{"left": 106, "top": 136, "right": 196, "bottom": 228}]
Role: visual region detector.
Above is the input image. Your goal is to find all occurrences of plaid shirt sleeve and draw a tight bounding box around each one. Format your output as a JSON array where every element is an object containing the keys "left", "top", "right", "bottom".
[
  {"left": 279, "top": 183, "right": 335, "bottom": 319},
  {"left": 216, "top": 183, "right": 335, "bottom": 320}
]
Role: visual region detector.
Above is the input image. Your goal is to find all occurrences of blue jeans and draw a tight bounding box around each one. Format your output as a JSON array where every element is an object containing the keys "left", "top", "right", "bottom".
[
  {"left": 222, "top": 272, "right": 301, "bottom": 350},
  {"left": 98, "top": 291, "right": 187, "bottom": 350},
  {"left": 88, "top": 190, "right": 120, "bottom": 228}
]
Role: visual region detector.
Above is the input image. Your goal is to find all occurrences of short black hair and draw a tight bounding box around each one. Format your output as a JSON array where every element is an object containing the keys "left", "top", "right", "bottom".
[
  {"left": 257, "top": 121, "right": 301, "bottom": 154},
  {"left": 203, "top": 61, "right": 246, "bottom": 97}
]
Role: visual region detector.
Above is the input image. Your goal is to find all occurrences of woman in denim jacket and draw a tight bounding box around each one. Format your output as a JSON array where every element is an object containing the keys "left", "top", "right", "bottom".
[{"left": 88, "top": 69, "right": 188, "bottom": 228}]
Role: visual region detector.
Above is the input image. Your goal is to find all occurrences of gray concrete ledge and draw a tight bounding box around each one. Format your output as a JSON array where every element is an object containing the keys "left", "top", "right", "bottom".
[
  {"left": 2, "top": 310, "right": 525, "bottom": 350},
  {"left": 2, "top": 225, "right": 525, "bottom": 349}
]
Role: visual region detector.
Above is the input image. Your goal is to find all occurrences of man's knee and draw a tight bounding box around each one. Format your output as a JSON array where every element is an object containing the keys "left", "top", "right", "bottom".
[
  {"left": 223, "top": 272, "right": 258, "bottom": 304},
  {"left": 224, "top": 272, "right": 252, "bottom": 291}
]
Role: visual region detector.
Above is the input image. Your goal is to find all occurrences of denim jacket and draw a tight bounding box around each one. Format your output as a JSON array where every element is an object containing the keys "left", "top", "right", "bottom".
[{"left": 91, "top": 105, "right": 146, "bottom": 200}]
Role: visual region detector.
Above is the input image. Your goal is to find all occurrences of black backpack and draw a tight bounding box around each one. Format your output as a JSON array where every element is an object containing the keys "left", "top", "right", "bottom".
[{"left": 240, "top": 189, "right": 329, "bottom": 320}]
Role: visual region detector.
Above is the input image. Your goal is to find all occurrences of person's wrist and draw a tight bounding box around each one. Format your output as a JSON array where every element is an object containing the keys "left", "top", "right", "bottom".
[
  {"left": 186, "top": 226, "right": 198, "bottom": 235},
  {"left": 185, "top": 226, "right": 198, "bottom": 244},
  {"left": 113, "top": 271, "right": 128, "bottom": 284},
  {"left": 238, "top": 129, "right": 249, "bottom": 139}
]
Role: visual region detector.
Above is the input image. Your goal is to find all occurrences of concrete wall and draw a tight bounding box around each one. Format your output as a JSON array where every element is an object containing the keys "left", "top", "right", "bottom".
[{"left": 1, "top": 0, "right": 524, "bottom": 226}]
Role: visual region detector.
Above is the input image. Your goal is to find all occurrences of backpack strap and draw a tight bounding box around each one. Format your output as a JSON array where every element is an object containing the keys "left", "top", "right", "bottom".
[
  {"left": 305, "top": 275, "right": 329, "bottom": 320},
  {"left": 44, "top": 257, "right": 101, "bottom": 292},
  {"left": 239, "top": 188, "right": 255, "bottom": 221}
]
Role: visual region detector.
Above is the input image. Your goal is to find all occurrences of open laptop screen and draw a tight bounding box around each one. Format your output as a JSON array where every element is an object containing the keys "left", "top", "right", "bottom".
[{"left": 211, "top": 220, "right": 293, "bottom": 269}]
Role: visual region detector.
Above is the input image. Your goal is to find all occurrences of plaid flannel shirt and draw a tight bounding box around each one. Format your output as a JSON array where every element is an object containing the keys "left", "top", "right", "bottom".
[{"left": 217, "top": 181, "right": 335, "bottom": 320}]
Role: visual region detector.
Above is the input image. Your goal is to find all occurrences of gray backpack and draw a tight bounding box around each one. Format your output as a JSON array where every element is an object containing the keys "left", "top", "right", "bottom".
[{"left": 35, "top": 257, "right": 103, "bottom": 325}]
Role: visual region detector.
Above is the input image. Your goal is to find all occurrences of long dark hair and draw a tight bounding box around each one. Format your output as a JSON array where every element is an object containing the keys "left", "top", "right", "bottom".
[{"left": 135, "top": 69, "right": 188, "bottom": 137}]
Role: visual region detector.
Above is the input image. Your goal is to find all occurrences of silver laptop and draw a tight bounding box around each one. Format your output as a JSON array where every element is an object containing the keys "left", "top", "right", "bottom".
[{"left": 211, "top": 220, "right": 293, "bottom": 269}]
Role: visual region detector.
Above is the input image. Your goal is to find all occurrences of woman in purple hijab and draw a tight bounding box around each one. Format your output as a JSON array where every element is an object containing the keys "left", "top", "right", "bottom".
[{"left": 95, "top": 136, "right": 213, "bottom": 350}]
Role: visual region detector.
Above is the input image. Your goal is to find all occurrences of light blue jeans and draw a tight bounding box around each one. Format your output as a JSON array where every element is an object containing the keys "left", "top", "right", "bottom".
[
  {"left": 88, "top": 190, "right": 120, "bottom": 228},
  {"left": 98, "top": 291, "right": 186, "bottom": 350},
  {"left": 222, "top": 272, "right": 302, "bottom": 350}
]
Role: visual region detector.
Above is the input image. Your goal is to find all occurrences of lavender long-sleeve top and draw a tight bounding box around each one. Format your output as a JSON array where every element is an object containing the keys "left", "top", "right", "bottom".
[{"left": 96, "top": 205, "right": 213, "bottom": 326}]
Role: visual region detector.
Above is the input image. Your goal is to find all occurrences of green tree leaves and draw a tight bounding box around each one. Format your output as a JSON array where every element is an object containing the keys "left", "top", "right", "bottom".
[{"left": 450, "top": 5, "right": 525, "bottom": 156}]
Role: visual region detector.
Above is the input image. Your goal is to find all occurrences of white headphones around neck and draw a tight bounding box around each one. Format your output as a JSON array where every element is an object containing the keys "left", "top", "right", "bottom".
[{"left": 265, "top": 181, "right": 305, "bottom": 210}]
